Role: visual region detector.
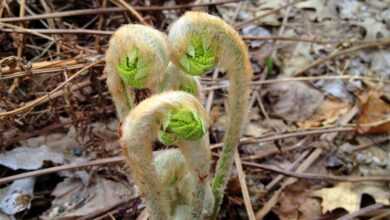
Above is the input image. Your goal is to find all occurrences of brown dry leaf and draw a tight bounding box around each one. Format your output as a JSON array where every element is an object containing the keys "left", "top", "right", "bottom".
[
  {"left": 357, "top": 91, "right": 390, "bottom": 134},
  {"left": 354, "top": 17, "right": 390, "bottom": 41},
  {"left": 267, "top": 81, "right": 324, "bottom": 122},
  {"left": 253, "top": 0, "right": 285, "bottom": 26},
  {"left": 276, "top": 181, "right": 321, "bottom": 220},
  {"left": 296, "top": 0, "right": 336, "bottom": 21},
  {"left": 313, "top": 182, "right": 390, "bottom": 214},
  {"left": 41, "top": 177, "right": 132, "bottom": 220},
  {"left": 298, "top": 98, "right": 351, "bottom": 128}
]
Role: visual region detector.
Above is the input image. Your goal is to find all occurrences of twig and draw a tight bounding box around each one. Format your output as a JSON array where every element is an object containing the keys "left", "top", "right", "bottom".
[
  {"left": 336, "top": 203, "right": 384, "bottom": 220},
  {"left": 8, "top": 0, "right": 26, "bottom": 94},
  {"left": 252, "top": 75, "right": 390, "bottom": 85},
  {"left": 352, "top": 137, "right": 390, "bottom": 152},
  {"left": 243, "top": 136, "right": 310, "bottom": 161},
  {"left": 234, "top": 152, "right": 256, "bottom": 220},
  {"left": 0, "top": 156, "right": 124, "bottom": 185},
  {"left": 245, "top": 161, "right": 390, "bottom": 182},
  {"left": 235, "top": 0, "right": 302, "bottom": 29},
  {"left": 242, "top": 35, "right": 336, "bottom": 44},
  {"left": 112, "top": 0, "right": 147, "bottom": 25},
  {"left": 293, "top": 38, "right": 390, "bottom": 76},
  {"left": 368, "top": 210, "right": 390, "bottom": 220},
  {"left": 202, "top": 75, "right": 390, "bottom": 91},
  {"left": 0, "top": 0, "right": 241, "bottom": 22},
  {"left": 209, "top": 126, "right": 355, "bottom": 151},
  {"left": 0, "top": 59, "right": 103, "bottom": 117},
  {"left": 0, "top": 22, "right": 54, "bottom": 41},
  {"left": 205, "top": 69, "right": 219, "bottom": 112},
  {"left": 264, "top": 149, "right": 310, "bottom": 191},
  {"left": 39, "top": 0, "right": 60, "bottom": 53},
  {"left": 254, "top": 148, "right": 323, "bottom": 219},
  {"left": 254, "top": 127, "right": 355, "bottom": 143},
  {"left": 2, "top": 150, "right": 390, "bottom": 187},
  {"left": 95, "top": 0, "right": 108, "bottom": 52}
]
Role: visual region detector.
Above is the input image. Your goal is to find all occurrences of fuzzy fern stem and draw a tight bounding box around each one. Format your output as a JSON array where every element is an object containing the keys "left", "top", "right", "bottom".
[
  {"left": 168, "top": 12, "right": 253, "bottom": 218},
  {"left": 120, "top": 91, "right": 212, "bottom": 220},
  {"left": 105, "top": 24, "right": 169, "bottom": 121}
]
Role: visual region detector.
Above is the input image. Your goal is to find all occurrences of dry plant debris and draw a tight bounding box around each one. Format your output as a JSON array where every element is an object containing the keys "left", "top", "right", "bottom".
[{"left": 0, "top": 0, "right": 389, "bottom": 219}]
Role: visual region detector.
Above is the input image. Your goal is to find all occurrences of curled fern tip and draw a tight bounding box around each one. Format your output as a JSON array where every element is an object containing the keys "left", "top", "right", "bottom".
[
  {"left": 159, "top": 108, "right": 206, "bottom": 145},
  {"left": 116, "top": 49, "right": 148, "bottom": 88},
  {"left": 179, "top": 35, "right": 217, "bottom": 76}
]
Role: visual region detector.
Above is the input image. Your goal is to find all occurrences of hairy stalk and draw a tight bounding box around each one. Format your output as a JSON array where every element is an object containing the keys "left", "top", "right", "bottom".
[
  {"left": 160, "top": 63, "right": 202, "bottom": 99},
  {"left": 120, "top": 91, "right": 212, "bottom": 220},
  {"left": 105, "top": 24, "right": 169, "bottom": 121},
  {"left": 168, "top": 12, "right": 253, "bottom": 218}
]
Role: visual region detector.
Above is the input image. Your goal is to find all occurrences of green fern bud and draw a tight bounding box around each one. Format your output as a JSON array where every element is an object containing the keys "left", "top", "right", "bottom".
[
  {"left": 179, "top": 35, "right": 216, "bottom": 76},
  {"left": 159, "top": 108, "right": 206, "bottom": 145},
  {"left": 116, "top": 49, "right": 148, "bottom": 89}
]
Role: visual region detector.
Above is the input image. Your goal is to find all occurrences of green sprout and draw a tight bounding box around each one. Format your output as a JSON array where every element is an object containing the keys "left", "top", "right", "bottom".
[
  {"left": 116, "top": 49, "right": 149, "bottom": 89},
  {"left": 159, "top": 107, "right": 206, "bottom": 145},
  {"left": 180, "top": 35, "right": 217, "bottom": 76}
]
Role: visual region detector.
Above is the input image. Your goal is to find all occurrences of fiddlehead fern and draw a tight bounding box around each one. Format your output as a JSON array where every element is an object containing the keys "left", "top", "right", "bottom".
[
  {"left": 105, "top": 24, "right": 203, "bottom": 121},
  {"left": 105, "top": 24, "right": 169, "bottom": 121},
  {"left": 120, "top": 91, "right": 212, "bottom": 220},
  {"left": 168, "top": 12, "right": 253, "bottom": 218}
]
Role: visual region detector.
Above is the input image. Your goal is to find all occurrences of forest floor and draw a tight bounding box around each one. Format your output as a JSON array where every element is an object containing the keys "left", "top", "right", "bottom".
[{"left": 0, "top": 0, "right": 389, "bottom": 219}]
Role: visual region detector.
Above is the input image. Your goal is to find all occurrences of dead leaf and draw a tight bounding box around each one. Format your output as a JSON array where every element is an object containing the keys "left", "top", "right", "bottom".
[
  {"left": 0, "top": 145, "right": 64, "bottom": 170},
  {"left": 282, "top": 43, "right": 314, "bottom": 76},
  {"left": 296, "top": 0, "right": 337, "bottom": 21},
  {"left": 298, "top": 98, "right": 351, "bottom": 128},
  {"left": 276, "top": 181, "right": 321, "bottom": 220},
  {"left": 41, "top": 177, "right": 132, "bottom": 220},
  {"left": 244, "top": 122, "right": 268, "bottom": 138},
  {"left": 266, "top": 81, "right": 324, "bottom": 122},
  {"left": 357, "top": 91, "right": 390, "bottom": 134},
  {"left": 252, "top": 0, "right": 284, "bottom": 26},
  {"left": 313, "top": 182, "right": 390, "bottom": 213},
  {"left": 0, "top": 178, "right": 35, "bottom": 215},
  {"left": 316, "top": 79, "right": 353, "bottom": 101},
  {"left": 354, "top": 17, "right": 390, "bottom": 41},
  {"left": 370, "top": 51, "right": 390, "bottom": 79}
]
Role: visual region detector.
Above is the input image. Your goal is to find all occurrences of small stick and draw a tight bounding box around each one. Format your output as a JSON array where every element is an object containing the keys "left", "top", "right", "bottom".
[
  {"left": 336, "top": 203, "right": 384, "bottom": 220},
  {"left": 293, "top": 38, "right": 390, "bottom": 76},
  {"left": 254, "top": 148, "right": 323, "bottom": 219},
  {"left": 235, "top": 0, "right": 301, "bottom": 29},
  {"left": 2, "top": 152, "right": 390, "bottom": 187},
  {"left": 112, "top": 0, "right": 147, "bottom": 25},
  {"left": 0, "top": 59, "right": 103, "bottom": 117},
  {"left": 8, "top": 0, "right": 25, "bottom": 94},
  {"left": 234, "top": 152, "right": 256, "bottom": 220},
  {"left": 0, "top": 0, "right": 241, "bottom": 23}
]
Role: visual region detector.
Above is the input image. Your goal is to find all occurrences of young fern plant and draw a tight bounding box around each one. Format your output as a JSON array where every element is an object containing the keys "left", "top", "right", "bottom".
[
  {"left": 120, "top": 91, "right": 213, "bottom": 220},
  {"left": 168, "top": 12, "right": 253, "bottom": 218},
  {"left": 105, "top": 24, "right": 202, "bottom": 121},
  {"left": 105, "top": 24, "right": 170, "bottom": 121}
]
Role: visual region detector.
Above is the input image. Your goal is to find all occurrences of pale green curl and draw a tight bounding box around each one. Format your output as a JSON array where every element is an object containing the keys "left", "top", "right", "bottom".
[
  {"left": 116, "top": 49, "right": 149, "bottom": 89},
  {"left": 179, "top": 77, "right": 199, "bottom": 96},
  {"left": 179, "top": 36, "right": 217, "bottom": 76},
  {"left": 159, "top": 108, "right": 206, "bottom": 145}
]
